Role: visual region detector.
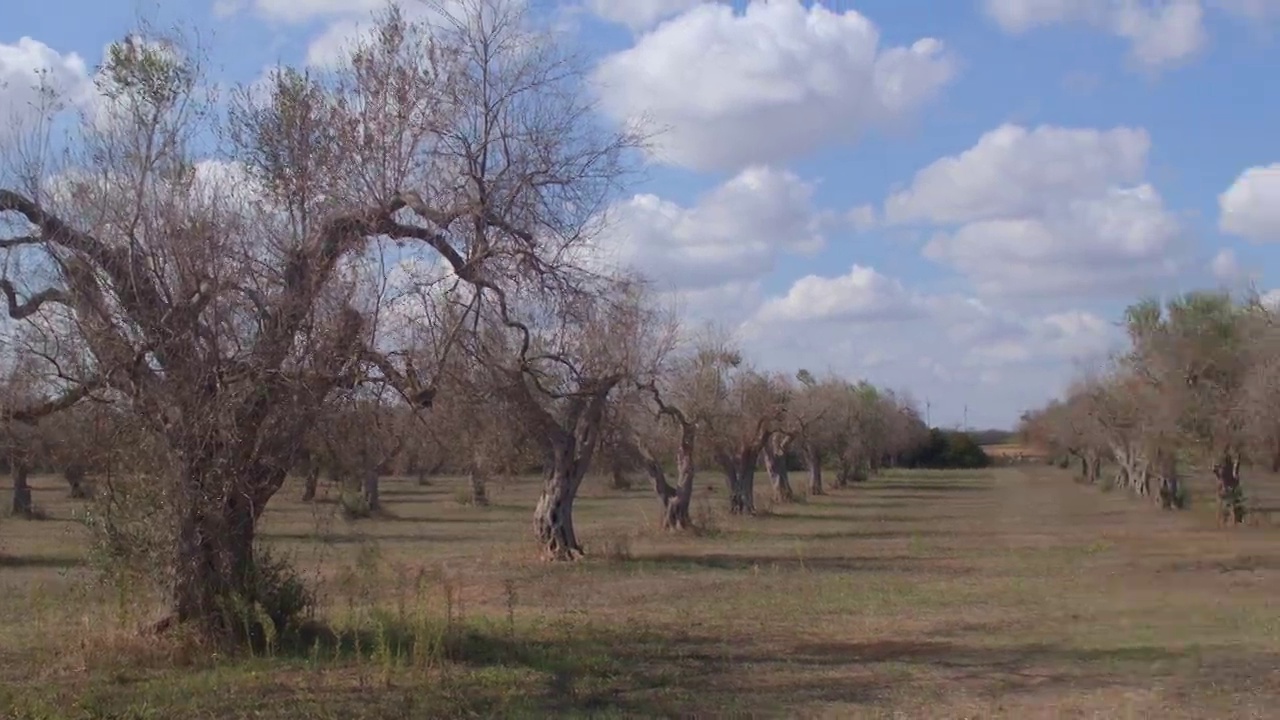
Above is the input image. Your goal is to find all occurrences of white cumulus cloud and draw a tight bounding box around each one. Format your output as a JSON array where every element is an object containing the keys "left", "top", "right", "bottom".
[
  {"left": 599, "top": 165, "right": 831, "bottom": 293},
  {"left": 740, "top": 265, "right": 1122, "bottom": 428},
  {"left": 982, "top": 0, "right": 1207, "bottom": 69},
  {"left": 592, "top": 0, "right": 955, "bottom": 172},
  {"left": 0, "top": 38, "right": 93, "bottom": 130},
  {"left": 884, "top": 123, "right": 1184, "bottom": 298},
  {"left": 585, "top": 0, "right": 708, "bottom": 31},
  {"left": 751, "top": 265, "right": 923, "bottom": 326},
  {"left": 1219, "top": 163, "right": 1280, "bottom": 242}
]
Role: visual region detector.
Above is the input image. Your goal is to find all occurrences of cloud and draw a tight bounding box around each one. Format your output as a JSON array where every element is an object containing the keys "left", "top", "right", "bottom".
[
  {"left": 884, "top": 123, "right": 1184, "bottom": 298},
  {"left": 751, "top": 265, "right": 923, "bottom": 326},
  {"left": 1210, "top": 248, "right": 1245, "bottom": 284},
  {"left": 1217, "top": 0, "right": 1280, "bottom": 19},
  {"left": 982, "top": 0, "right": 1207, "bottom": 69},
  {"left": 739, "top": 264, "right": 1122, "bottom": 427},
  {"left": 592, "top": 1, "right": 955, "bottom": 172},
  {"left": 1219, "top": 163, "right": 1280, "bottom": 243},
  {"left": 600, "top": 165, "right": 831, "bottom": 293},
  {"left": 585, "top": 0, "right": 707, "bottom": 31},
  {"left": 0, "top": 37, "right": 93, "bottom": 132}
]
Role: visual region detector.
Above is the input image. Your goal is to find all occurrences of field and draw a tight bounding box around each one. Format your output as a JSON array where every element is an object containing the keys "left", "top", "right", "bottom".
[
  {"left": 981, "top": 443, "right": 1049, "bottom": 463},
  {"left": 3, "top": 466, "right": 1280, "bottom": 719}
]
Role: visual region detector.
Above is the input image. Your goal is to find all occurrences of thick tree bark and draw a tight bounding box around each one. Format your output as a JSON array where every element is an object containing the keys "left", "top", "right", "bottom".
[
  {"left": 762, "top": 439, "right": 795, "bottom": 502},
  {"left": 469, "top": 470, "right": 490, "bottom": 506},
  {"left": 362, "top": 468, "right": 380, "bottom": 512},
  {"left": 533, "top": 463, "right": 583, "bottom": 560},
  {"left": 10, "top": 463, "right": 33, "bottom": 518},
  {"left": 65, "top": 465, "right": 89, "bottom": 499},
  {"left": 834, "top": 459, "right": 852, "bottom": 488},
  {"left": 804, "top": 444, "right": 823, "bottom": 496},
  {"left": 301, "top": 465, "right": 320, "bottom": 502},
  {"left": 725, "top": 460, "right": 756, "bottom": 515},
  {"left": 1152, "top": 450, "right": 1183, "bottom": 510},
  {"left": 610, "top": 467, "right": 630, "bottom": 490},
  {"left": 172, "top": 462, "right": 260, "bottom": 640},
  {"left": 525, "top": 377, "right": 618, "bottom": 560},
  {"left": 636, "top": 425, "right": 695, "bottom": 531},
  {"left": 1213, "top": 451, "right": 1245, "bottom": 524},
  {"left": 168, "top": 456, "right": 291, "bottom": 642}
]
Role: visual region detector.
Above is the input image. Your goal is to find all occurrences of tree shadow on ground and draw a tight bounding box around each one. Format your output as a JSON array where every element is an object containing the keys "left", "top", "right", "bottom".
[
  {"left": 616, "top": 552, "right": 940, "bottom": 574},
  {"left": 762, "top": 528, "right": 959, "bottom": 542},
  {"left": 1159, "top": 554, "right": 1280, "bottom": 574},
  {"left": 867, "top": 481, "right": 990, "bottom": 494},
  {"left": 276, "top": 622, "right": 1275, "bottom": 718},
  {"left": 0, "top": 554, "right": 83, "bottom": 570},
  {"left": 261, "top": 531, "right": 472, "bottom": 545},
  {"left": 17, "top": 619, "right": 1277, "bottom": 719}
]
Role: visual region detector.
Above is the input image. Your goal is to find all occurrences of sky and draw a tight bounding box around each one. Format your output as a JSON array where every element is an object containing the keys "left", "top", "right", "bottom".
[{"left": 3, "top": 0, "right": 1279, "bottom": 430}]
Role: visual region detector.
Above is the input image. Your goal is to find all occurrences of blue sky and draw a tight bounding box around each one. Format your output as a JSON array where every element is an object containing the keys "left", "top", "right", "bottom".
[{"left": 4, "top": 0, "right": 1279, "bottom": 429}]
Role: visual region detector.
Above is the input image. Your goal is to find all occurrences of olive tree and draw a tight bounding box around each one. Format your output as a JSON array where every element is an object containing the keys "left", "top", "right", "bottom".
[
  {"left": 0, "top": 0, "right": 638, "bottom": 637},
  {"left": 627, "top": 334, "right": 735, "bottom": 530},
  {"left": 1125, "top": 293, "right": 1251, "bottom": 521},
  {"left": 700, "top": 356, "right": 787, "bottom": 515}
]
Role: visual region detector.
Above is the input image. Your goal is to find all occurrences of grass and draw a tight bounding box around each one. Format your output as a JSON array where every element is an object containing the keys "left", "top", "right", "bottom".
[{"left": 2, "top": 466, "right": 1280, "bottom": 718}]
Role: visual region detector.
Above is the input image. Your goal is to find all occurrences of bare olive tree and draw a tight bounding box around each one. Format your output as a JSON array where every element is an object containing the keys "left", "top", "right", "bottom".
[
  {"left": 626, "top": 333, "right": 731, "bottom": 530},
  {"left": 700, "top": 356, "right": 787, "bottom": 515},
  {"left": 0, "top": 0, "right": 639, "bottom": 636},
  {"left": 1125, "top": 293, "right": 1250, "bottom": 520},
  {"left": 790, "top": 370, "right": 839, "bottom": 496}
]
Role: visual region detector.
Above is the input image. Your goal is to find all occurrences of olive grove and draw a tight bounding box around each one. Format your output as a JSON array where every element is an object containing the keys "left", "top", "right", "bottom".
[
  {"left": 1022, "top": 290, "right": 1278, "bottom": 524},
  {"left": 0, "top": 0, "right": 934, "bottom": 644}
]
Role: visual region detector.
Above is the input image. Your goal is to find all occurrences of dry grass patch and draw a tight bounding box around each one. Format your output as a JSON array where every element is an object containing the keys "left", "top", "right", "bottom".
[{"left": 2, "top": 468, "right": 1280, "bottom": 717}]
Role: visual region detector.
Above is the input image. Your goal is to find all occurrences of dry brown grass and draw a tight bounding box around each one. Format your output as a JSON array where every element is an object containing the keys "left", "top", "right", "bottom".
[
  {"left": 2, "top": 466, "right": 1280, "bottom": 718},
  {"left": 982, "top": 442, "right": 1049, "bottom": 461}
]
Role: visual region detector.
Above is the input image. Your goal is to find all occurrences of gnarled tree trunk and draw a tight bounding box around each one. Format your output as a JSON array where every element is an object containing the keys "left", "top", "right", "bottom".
[
  {"left": 362, "top": 467, "right": 380, "bottom": 512},
  {"left": 171, "top": 460, "right": 283, "bottom": 641},
  {"left": 762, "top": 434, "right": 795, "bottom": 503},
  {"left": 534, "top": 462, "right": 584, "bottom": 559},
  {"left": 804, "top": 443, "right": 823, "bottom": 496},
  {"left": 10, "top": 463, "right": 32, "bottom": 518},
  {"left": 722, "top": 454, "right": 757, "bottom": 515},
  {"left": 529, "top": 383, "right": 616, "bottom": 561},
  {"left": 65, "top": 464, "right": 90, "bottom": 499},
  {"left": 636, "top": 423, "right": 696, "bottom": 531},
  {"left": 469, "top": 469, "right": 490, "bottom": 506},
  {"left": 1213, "top": 451, "right": 1245, "bottom": 524},
  {"left": 301, "top": 465, "right": 320, "bottom": 502}
]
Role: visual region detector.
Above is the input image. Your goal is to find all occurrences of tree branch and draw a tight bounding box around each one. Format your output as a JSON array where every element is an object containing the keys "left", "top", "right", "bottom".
[
  {"left": 0, "top": 280, "right": 70, "bottom": 319},
  {"left": 3, "top": 377, "right": 104, "bottom": 425}
]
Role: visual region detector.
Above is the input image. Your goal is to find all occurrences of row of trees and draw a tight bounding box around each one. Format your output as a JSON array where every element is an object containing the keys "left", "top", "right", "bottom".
[
  {"left": 1020, "top": 291, "right": 1280, "bottom": 523},
  {"left": 0, "top": 1, "right": 935, "bottom": 643}
]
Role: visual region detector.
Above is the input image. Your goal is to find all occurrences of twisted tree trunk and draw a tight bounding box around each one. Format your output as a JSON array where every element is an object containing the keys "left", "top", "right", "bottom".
[
  {"left": 10, "top": 463, "right": 32, "bottom": 518},
  {"left": 362, "top": 467, "right": 380, "bottom": 512},
  {"left": 65, "top": 465, "right": 90, "bottom": 499},
  {"left": 762, "top": 433, "right": 795, "bottom": 503},
  {"left": 1214, "top": 451, "right": 1245, "bottom": 524},
  {"left": 171, "top": 459, "right": 283, "bottom": 642},
  {"left": 469, "top": 469, "right": 490, "bottom": 506},
  {"left": 534, "top": 462, "right": 584, "bottom": 559},
  {"left": 301, "top": 465, "right": 320, "bottom": 502},
  {"left": 723, "top": 455, "right": 757, "bottom": 515},
  {"left": 804, "top": 443, "right": 823, "bottom": 496}
]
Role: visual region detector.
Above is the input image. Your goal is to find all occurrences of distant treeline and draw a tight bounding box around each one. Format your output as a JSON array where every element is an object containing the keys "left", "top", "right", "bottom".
[
  {"left": 898, "top": 429, "right": 992, "bottom": 470},
  {"left": 967, "top": 428, "right": 1016, "bottom": 446}
]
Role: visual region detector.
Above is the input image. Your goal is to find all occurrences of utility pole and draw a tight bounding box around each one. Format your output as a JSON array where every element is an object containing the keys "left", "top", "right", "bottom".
[
  {"left": 963, "top": 404, "right": 968, "bottom": 432},
  {"left": 925, "top": 399, "right": 932, "bottom": 428}
]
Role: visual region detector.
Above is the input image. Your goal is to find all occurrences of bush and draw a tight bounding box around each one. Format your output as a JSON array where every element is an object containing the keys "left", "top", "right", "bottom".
[
  {"left": 226, "top": 548, "right": 316, "bottom": 651},
  {"left": 900, "top": 429, "right": 992, "bottom": 470},
  {"left": 339, "top": 489, "right": 373, "bottom": 519}
]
